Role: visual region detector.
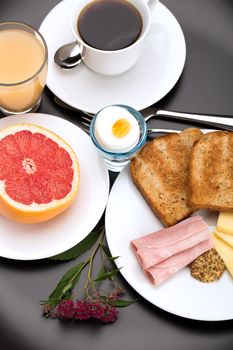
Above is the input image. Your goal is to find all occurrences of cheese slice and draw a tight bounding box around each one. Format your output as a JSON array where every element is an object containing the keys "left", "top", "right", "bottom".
[
  {"left": 213, "top": 233, "right": 233, "bottom": 278},
  {"left": 217, "top": 212, "right": 233, "bottom": 235},
  {"left": 215, "top": 229, "right": 233, "bottom": 249}
]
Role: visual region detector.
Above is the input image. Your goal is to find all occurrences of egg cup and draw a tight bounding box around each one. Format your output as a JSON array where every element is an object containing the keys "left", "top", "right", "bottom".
[{"left": 90, "top": 104, "right": 147, "bottom": 172}]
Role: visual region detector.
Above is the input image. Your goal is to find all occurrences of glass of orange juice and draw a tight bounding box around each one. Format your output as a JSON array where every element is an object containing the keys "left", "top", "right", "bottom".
[{"left": 0, "top": 22, "right": 48, "bottom": 115}]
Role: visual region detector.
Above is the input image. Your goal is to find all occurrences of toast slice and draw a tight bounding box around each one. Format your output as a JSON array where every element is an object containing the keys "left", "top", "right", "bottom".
[
  {"left": 189, "top": 131, "right": 233, "bottom": 211},
  {"left": 130, "top": 128, "right": 203, "bottom": 227}
]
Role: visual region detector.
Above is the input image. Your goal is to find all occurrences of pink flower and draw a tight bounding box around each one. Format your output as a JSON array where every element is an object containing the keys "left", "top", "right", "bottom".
[
  {"left": 100, "top": 304, "right": 119, "bottom": 323},
  {"left": 108, "top": 287, "right": 124, "bottom": 301},
  {"left": 73, "top": 300, "right": 90, "bottom": 320},
  {"left": 86, "top": 301, "right": 104, "bottom": 320},
  {"left": 46, "top": 296, "right": 120, "bottom": 323},
  {"left": 57, "top": 299, "right": 75, "bottom": 319}
]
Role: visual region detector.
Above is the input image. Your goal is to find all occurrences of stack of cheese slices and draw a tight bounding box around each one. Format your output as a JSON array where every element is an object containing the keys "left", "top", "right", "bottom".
[{"left": 214, "top": 212, "right": 233, "bottom": 278}]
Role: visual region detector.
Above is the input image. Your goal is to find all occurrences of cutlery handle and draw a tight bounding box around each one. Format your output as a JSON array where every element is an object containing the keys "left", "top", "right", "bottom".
[
  {"left": 147, "top": 110, "right": 233, "bottom": 131},
  {"left": 147, "top": 128, "right": 180, "bottom": 134}
]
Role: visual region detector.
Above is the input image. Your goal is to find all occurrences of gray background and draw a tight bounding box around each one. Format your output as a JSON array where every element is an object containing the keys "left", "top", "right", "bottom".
[{"left": 0, "top": 0, "right": 233, "bottom": 349}]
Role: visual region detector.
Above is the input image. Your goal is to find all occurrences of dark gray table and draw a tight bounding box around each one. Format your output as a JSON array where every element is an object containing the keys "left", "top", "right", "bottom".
[{"left": 1, "top": 1, "right": 233, "bottom": 349}]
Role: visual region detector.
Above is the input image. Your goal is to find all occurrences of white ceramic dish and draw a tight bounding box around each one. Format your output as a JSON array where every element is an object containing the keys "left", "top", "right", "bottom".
[
  {"left": 0, "top": 114, "right": 109, "bottom": 260},
  {"left": 105, "top": 165, "right": 233, "bottom": 321},
  {"left": 39, "top": 0, "right": 186, "bottom": 114}
]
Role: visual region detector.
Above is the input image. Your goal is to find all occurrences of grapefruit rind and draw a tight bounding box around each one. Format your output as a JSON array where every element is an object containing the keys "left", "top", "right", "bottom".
[{"left": 0, "top": 123, "right": 80, "bottom": 224}]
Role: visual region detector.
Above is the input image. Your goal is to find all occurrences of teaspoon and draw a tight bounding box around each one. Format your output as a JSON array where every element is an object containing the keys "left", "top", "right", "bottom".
[{"left": 54, "top": 41, "right": 82, "bottom": 69}]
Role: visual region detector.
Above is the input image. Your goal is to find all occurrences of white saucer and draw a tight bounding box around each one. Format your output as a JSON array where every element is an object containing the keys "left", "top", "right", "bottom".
[{"left": 39, "top": 0, "right": 186, "bottom": 114}]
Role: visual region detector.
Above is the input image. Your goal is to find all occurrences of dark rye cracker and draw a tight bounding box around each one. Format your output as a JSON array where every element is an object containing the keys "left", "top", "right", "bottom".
[
  {"left": 189, "top": 131, "right": 233, "bottom": 211},
  {"left": 130, "top": 128, "right": 203, "bottom": 227}
]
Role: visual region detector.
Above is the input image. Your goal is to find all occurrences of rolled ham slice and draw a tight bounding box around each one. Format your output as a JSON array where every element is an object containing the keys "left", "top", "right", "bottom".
[
  {"left": 131, "top": 216, "right": 209, "bottom": 268},
  {"left": 145, "top": 237, "right": 214, "bottom": 286}
]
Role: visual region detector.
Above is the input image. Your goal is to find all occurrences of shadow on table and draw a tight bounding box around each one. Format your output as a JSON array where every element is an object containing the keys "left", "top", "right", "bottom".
[{"left": 139, "top": 293, "right": 233, "bottom": 334}]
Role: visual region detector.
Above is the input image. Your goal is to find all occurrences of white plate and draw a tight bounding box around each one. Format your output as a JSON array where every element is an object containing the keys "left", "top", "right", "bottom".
[
  {"left": 105, "top": 165, "right": 233, "bottom": 321},
  {"left": 39, "top": 0, "right": 186, "bottom": 114},
  {"left": 0, "top": 114, "right": 109, "bottom": 260}
]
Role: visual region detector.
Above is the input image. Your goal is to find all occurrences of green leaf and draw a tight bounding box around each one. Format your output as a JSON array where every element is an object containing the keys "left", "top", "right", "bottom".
[
  {"left": 101, "top": 244, "right": 111, "bottom": 257},
  {"left": 94, "top": 267, "right": 122, "bottom": 282},
  {"left": 95, "top": 265, "right": 107, "bottom": 281},
  {"left": 94, "top": 266, "right": 107, "bottom": 288},
  {"left": 99, "top": 295, "right": 138, "bottom": 307},
  {"left": 106, "top": 299, "right": 138, "bottom": 307},
  {"left": 105, "top": 256, "right": 120, "bottom": 262},
  {"left": 41, "top": 261, "right": 87, "bottom": 306},
  {"left": 49, "top": 225, "right": 104, "bottom": 261},
  {"left": 40, "top": 297, "right": 68, "bottom": 307}
]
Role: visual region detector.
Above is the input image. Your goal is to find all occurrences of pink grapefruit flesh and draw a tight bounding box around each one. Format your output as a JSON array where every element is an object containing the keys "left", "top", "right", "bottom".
[{"left": 0, "top": 124, "right": 80, "bottom": 223}]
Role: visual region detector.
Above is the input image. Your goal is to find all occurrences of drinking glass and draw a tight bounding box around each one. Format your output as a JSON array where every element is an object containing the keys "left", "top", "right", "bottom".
[{"left": 0, "top": 22, "right": 48, "bottom": 115}]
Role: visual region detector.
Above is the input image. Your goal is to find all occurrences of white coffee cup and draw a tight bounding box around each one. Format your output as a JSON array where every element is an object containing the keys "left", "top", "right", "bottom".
[{"left": 70, "top": 0, "right": 158, "bottom": 75}]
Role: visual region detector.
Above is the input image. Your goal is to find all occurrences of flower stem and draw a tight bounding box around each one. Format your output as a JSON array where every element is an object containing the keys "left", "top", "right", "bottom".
[{"left": 84, "top": 228, "right": 105, "bottom": 293}]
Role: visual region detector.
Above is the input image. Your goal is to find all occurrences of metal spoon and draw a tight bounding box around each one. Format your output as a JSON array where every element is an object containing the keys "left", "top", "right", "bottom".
[{"left": 54, "top": 41, "right": 82, "bottom": 69}]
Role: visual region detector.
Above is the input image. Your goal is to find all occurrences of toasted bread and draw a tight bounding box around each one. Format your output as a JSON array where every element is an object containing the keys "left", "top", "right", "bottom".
[
  {"left": 189, "top": 131, "right": 233, "bottom": 211},
  {"left": 130, "top": 128, "right": 203, "bottom": 227}
]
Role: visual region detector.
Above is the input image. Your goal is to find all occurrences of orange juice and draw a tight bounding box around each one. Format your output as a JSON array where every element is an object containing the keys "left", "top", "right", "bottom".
[{"left": 0, "top": 22, "right": 48, "bottom": 114}]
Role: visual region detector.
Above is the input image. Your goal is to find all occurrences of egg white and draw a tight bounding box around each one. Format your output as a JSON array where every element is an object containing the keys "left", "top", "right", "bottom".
[{"left": 94, "top": 106, "right": 140, "bottom": 153}]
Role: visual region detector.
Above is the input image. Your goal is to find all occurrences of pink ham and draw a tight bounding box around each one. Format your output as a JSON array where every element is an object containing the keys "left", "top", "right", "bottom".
[
  {"left": 136, "top": 227, "right": 210, "bottom": 269},
  {"left": 130, "top": 216, "right": 209, "bottom": 268},
  {"left": 145, "top": 237, "right": 214, "bottom": 286}
]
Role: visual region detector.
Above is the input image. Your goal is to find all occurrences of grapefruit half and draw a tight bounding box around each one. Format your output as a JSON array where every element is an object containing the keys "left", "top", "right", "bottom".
[{"left": 0, "top": 124, "right": 80, "bottom": 223}]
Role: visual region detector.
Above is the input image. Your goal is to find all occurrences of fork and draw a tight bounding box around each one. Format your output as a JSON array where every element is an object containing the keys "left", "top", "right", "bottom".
[
  {"left": 54, "top": 97, "right": 180, "bottom": 134},
  {"left": 54, "top": 96, "right": 233, "bottom": 132},
  {"left": 74, "top": 112, "right": 184, "bottom": 135}
]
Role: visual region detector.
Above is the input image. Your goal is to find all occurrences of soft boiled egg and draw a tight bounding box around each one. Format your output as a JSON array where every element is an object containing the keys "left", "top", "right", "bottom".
[{"left": 94, "top": 105, "right": 140, "bottom": 153}]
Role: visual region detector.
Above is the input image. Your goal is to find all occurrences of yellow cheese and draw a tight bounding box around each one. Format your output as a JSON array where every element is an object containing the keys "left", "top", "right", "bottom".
[
  {"left": 215, "top": 230, "right": 233, "bottom": 249},
  {"left": 217, "top": 212, "right": 233, "bottom": 235},
  {"left": 213, "top": 233, "right": 233, "bottom": 278}
]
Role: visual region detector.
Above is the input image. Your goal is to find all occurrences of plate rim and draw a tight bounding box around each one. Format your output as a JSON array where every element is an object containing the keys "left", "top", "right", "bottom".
[{"left": 0, "top": 113, "right": 110, "bottom": 261}]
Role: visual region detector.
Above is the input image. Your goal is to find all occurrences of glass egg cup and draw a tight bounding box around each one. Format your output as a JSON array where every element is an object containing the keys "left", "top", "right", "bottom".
[{"left": 90, "top": 104, "right": 148, "bottom": 172}]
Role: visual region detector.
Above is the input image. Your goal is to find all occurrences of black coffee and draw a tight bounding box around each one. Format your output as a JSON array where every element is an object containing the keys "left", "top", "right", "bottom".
[{"left": 78, "top": 0, "right": 142, "bottom": 51}]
